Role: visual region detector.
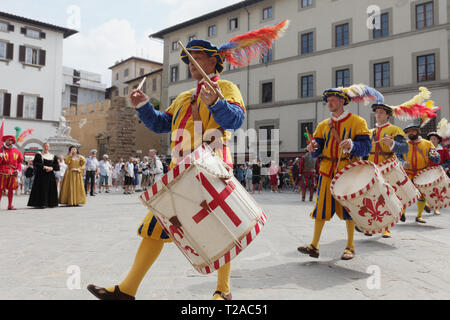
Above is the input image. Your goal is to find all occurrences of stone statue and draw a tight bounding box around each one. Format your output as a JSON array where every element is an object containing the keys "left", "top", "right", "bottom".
[{"left": 57, "top": 115, "right": 72, "bottom": 137}]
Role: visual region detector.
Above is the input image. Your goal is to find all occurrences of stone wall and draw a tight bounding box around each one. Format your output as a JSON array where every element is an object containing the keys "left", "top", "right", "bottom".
[{"left": 66, "top": 98, "right": 167, "bottom": 161}]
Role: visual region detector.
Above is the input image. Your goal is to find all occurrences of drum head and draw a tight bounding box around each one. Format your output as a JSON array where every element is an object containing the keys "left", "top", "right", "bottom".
[
  {"left": 414, "top": 167, "right": 441, "bottom": 185},
  {"left": 332, "top": 164, "right": 376, "bottom": 197}
]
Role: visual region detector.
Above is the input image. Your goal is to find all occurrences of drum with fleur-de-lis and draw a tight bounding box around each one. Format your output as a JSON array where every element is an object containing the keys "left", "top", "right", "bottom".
[
  {"left": 377, "top": 156, "right": 421, "bottom": 210},
  {"left": 413, "top": 166, "right": 450, "bottom": 209},
  {"left": 330, "top": 160, "right": 403, "bottom": 235}
]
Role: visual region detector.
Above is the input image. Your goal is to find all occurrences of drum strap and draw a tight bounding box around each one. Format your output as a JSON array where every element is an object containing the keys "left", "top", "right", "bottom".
[
  {"left": 320, "top": 155, "right": 354, "bottom": 162},
  {"left": 328, "top": 119, "right": 342, "bottom": 144},
  {"left": 370, "top": 151, "right": 394, "bottom": 156}
]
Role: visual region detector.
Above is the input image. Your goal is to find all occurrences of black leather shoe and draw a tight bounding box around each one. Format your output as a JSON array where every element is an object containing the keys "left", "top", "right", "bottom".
[{"left": 87, "top": 284, "right": 135, "bottom": 300}]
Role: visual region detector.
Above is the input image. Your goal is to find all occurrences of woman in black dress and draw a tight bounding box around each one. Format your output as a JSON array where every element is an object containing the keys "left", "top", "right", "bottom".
[{"left": 27, "top": 142, "right": 60, "bottom": 208}]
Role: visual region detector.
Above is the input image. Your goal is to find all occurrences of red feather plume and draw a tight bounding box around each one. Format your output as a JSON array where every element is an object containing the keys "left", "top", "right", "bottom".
[
  {"left": 392, "top": 104, "right": 440, "bottom": 122},
  {"left": 17, "top": 129, "right": 34, "bottom": 143},
  {"left": 219, "top": 20, "right": 290, "bottom": 67}
]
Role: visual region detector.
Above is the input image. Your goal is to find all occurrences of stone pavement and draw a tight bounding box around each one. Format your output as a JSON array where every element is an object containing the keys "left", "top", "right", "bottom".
[{"left": 0, "top": 190, "right": 449, "bottom": 300}]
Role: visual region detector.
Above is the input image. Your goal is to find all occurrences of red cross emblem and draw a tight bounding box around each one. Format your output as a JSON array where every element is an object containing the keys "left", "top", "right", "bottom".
[{"left": 192, "top": 172, "right": 242, "bottom": 227}]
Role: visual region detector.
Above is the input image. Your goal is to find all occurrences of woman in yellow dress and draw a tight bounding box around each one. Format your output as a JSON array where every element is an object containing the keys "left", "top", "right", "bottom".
[{"left": 59, "top": 146, "right": 86, "bottom": 206}]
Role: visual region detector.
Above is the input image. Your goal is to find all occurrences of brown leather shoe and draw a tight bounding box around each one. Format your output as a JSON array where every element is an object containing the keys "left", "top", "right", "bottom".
[
  {"left": 416, "top": 217, "right": 427, "bottom": 224},
  {"left": 297, "top": 244, "right": 319, "bottom": 258},
  {"left": 213, "top": 291, "right": 232, "bottom": 300},
  {"left": 87, "top": 284, "right": 135, "bottom": 300},
  {"left": 341, "top": 248, "right": 355, "bottom": 260},
  {"left": 400, "top": 213, "right": 406, "bottom": 222},
  {"left": 424, "top": 205, "right": 431, "bottom": 213}
]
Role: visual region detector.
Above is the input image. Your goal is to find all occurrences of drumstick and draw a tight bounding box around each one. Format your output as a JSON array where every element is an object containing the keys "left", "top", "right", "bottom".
[
  {"left": 132, "top": 77, "right": 147, "bottom": 97},
  {"left": 178, "top": 41, "right": 225, "bottom": 100},
  {"left": 374, "top": 135, "right": 393, "bottom": 144}
]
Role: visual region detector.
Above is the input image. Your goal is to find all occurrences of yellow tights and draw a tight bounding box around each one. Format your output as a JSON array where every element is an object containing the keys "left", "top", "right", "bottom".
[
  {"left": 106, "top": 238, "right": 231, "bottom": 299},
  {"left": 310, "top": 219, "right": 355, "bottom": 250}
]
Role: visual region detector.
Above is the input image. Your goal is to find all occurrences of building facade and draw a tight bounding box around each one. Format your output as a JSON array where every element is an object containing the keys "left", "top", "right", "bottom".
[
  {"left": 109, "top": 56, "right": 163, "bottom": 98},
  {"left": 62, "top": 66, "right": 106, "bottom": 112},
  {"left": 150, "top": 0, "right": 450, "bottom": 159},
  {"left": 0, "top": 11, "right": 77, "bottom": 150},
  {"left": 125, "top": 68, "right": 169, "bottom": 156}
]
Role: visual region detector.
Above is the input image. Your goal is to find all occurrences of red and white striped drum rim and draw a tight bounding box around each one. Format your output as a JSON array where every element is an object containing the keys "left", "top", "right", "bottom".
[
  {"left": 330, "top": 160, "right": 379, "bottom": 201},
  {"left": 199, "top": 212, "right": 268, "bottom": 274},
  {"left": 413, "top": 166, "right": 447, "bottom": 188},
  {"left": 378, "top": 156, "right": 399, "bottom": 175}
]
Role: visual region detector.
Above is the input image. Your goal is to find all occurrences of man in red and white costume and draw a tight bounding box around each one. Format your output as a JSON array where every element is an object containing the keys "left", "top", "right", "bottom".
[{"left": 0, "top": 135, "right": 24, "bottom": 210}]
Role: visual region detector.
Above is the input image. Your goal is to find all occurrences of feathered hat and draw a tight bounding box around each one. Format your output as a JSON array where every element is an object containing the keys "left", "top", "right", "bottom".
[
  {"left": 323, "top": 84, "right": 384, "bottom": 106},
  {"left": 181, "top": 20, "right": 290, "bottom": 73},
  {"left": 404, "top": 120, "right": 422, "bottom": 134},
  {"left": 437, "top": 118, "right": 450, "bottom": 147},
  {"left": 388, "top": 87, "right": 441, "bottom": 126}
]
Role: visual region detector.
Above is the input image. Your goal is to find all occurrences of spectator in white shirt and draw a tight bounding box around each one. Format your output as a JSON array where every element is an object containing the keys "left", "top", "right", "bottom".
[
  {"left": 99, "top": 155, "right": 112, "bottom": 193},
  {"left": 149, "top": 149, "right": 164, "bottom": 183},
  {"left": 85, "top": 150, "right": 99, "bottom": 196}
]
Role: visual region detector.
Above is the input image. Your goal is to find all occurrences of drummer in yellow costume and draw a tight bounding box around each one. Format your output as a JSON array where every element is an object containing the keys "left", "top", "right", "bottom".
[
  {"left": 298, "top": 86, "right": 374, "bottom": 260},
  {"left": 401, "top": 122, "right": 440, "bottom": 224},
  {"left": 87, "top": 39, "right": 245, "bottom": 300},
  {"left": 358, "top": 103, "right": 408, "bottom": 238}
]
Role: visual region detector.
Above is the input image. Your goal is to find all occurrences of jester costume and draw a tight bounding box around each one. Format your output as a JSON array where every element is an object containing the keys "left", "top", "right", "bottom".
[
  {"left": 402, "top": 123, "right": 440, "bottom": 223},
  {"left": 0, "top": 135, "right": 24, "bottom": 210},
  {"left": 298, "top": 86, "right": 375, "bottom": 260}
]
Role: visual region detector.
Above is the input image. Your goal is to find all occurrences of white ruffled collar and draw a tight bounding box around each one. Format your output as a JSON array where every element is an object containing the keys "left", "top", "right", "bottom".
[
  {"left": 376, "top": 122, "right": 391, "bottom": 128},
  {"left": 331, "top": 110, "right": 350, "bottom": 122},
  {"left": 42, "top": 152, "right": 54, "bottom": 160}
]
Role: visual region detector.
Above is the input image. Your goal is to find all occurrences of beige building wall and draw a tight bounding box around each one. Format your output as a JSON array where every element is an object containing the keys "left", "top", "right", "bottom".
[
  {"left": 154, "top": 0, "right": 450, "bottom": 155},
  {"left": 66, "top": 101, "right": 110, "bottom": 156},
  {"left": 110, "top": 57, "right": 163, "bottom": 97},
  {"left": 126, "top": 69, "right": 169, "bottom": 156}
]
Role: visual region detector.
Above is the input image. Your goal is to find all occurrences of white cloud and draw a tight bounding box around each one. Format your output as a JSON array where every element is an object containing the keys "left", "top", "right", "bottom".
[{"left": 63, "top": 19, "right": 163, "bottom": 87}]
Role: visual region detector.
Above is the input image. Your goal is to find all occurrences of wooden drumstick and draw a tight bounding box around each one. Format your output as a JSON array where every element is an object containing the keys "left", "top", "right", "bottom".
[
  {"left": 178, "top": 41, "right": 225, "bottom": 100},
  {"left": 374, "top": 135, "right": 393, "bottom": 144},
  {"left": 132, "top": 77, "right": 147, "bottom": 97}
]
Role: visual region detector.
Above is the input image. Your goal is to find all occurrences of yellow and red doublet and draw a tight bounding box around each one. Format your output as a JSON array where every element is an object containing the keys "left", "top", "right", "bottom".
[
  {"left": 403, "top": 138, "right": 437, "bottom": 179},
  {"left": 368, "top": 123, "right": 407, "bottom": 164},
  {"left": 310, "top": 111, "right": 371, "bottom": 221},
  {"left": 137, "top": 76, "right": 245, "bottom": 241}
]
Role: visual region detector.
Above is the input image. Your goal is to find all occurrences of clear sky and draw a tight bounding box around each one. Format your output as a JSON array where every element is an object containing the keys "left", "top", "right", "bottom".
[{"left": 1, "top": 0, "right": 242, "bottom": 86}]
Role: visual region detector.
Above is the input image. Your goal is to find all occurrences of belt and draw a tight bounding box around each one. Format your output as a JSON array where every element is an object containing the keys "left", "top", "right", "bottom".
[
  {"left": 320, "top": 155, "right": 354, "bottom": 163},
  {"left": 370, "top": 152, "right": 394, "bottom": 156},
  {"left": 406, "top": 168, "right": 426, "bottom": 172}
]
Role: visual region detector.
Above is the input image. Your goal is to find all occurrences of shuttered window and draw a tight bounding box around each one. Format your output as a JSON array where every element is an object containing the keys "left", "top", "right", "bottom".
[{"left": 19, "top": 45, "right": 46, "bottom": 66}]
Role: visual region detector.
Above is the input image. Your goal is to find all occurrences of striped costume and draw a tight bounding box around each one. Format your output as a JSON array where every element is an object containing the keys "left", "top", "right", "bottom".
[
  {"left": 136, "top": 75, "right": 245, "bottom": 241},
  {"left": 310, "top": 111, "right": 371, "bottom": 221},
  {"left": 368, "top": 123, "right": 408, "bottom": 164},
  {"left": 403, "top": 138, "right": 440, "bottom": 180}
]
